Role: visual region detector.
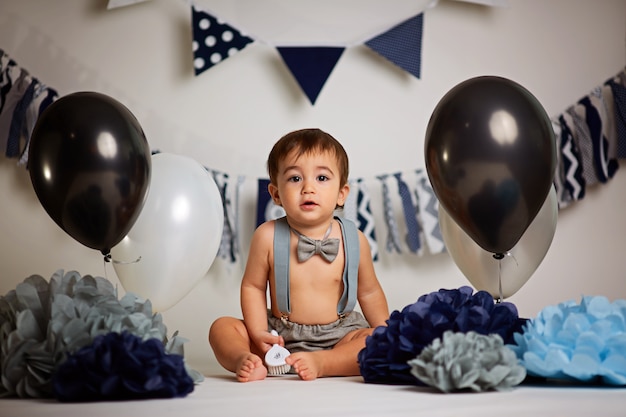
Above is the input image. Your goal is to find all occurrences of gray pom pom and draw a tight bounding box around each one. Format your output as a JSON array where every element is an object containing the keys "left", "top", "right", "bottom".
[
  {"left": 0, "top": 270, "right": 200, "bottom": 398},
  {"left": 408, "top": 330, "right": 526, "bottom": 392}
]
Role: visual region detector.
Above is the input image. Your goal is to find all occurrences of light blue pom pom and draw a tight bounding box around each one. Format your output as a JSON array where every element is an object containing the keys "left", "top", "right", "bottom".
[{"left": 511, "top": 295, "right": 626, "bottom": 385}]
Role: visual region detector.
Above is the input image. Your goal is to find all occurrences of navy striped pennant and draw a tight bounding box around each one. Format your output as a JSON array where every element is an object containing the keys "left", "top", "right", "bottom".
[
  {"left": 608, "top": 78, "right": 626, "bottom": 158},
  {"left": 365, "top": 13, "right": 424, "bottom": 79}
]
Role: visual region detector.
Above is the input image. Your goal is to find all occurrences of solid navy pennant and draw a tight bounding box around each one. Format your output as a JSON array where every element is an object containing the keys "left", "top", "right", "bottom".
[
  {"left": 277, "top": 46, "right": 345, "bottom": 105},
  {"left": 256, "top": 178, "right": 285, "bottom": 228},
  {"left": 192, "top": 5, "right": 254, "bottom": 76},
  {"left": 365, "top": 13, "right": 423, "bottom": 79}
]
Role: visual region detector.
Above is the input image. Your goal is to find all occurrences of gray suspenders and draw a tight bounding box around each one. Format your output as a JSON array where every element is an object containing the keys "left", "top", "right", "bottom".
[{"left": 273, "top": 216, "right": 360, "bottom": 320}]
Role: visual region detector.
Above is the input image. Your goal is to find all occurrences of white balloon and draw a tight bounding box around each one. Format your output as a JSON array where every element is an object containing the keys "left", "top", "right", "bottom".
[
  {"left": 439, "top": 185, "right": 558, "bottom": 300},
  {"left": 110, "top": 153, "right": 224, "bottom": 311}
]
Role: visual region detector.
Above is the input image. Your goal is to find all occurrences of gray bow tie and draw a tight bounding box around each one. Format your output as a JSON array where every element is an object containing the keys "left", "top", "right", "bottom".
[{"left": 292, "top": 223, "right": 340, "bottom": 263}]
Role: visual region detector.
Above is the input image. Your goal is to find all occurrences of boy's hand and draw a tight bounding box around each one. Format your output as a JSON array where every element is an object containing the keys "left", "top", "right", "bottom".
[{"left": 251, "top": 330, "right": 284, "bottom": 354}]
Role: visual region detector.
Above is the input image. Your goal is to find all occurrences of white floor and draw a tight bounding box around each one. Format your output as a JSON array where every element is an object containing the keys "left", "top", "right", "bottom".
[{"left": 3, "top": 371, "right": 626, "bottom": 417}]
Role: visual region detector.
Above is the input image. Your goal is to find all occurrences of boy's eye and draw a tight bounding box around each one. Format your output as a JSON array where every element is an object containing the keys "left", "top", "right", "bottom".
[
  {"left": 317, "top": 175, "right": 329, "bottom": 182},
  {"left": 288, "top": 176, "right": 301, "bottom": 183}
]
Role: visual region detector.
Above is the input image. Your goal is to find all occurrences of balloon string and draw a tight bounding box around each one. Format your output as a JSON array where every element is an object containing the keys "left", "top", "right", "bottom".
[
  {"left": 503, "top": 251, "right": 519, "bottom": 266},
  {"left": 103, "top": 252, "right": 142, "bottom": 266},
  {"left": 110, "top": 255, "right": 142, "bottom": 265},
  {"left": 493, "top": 251, "right": 518, "bottom": 303},
  {"left": 103, "top": 256, "right": 109, "bottom": 281},
  {"left": 101, "top": 257, "right": 121, "bottom": 297},
  {"left": 497, "top": 259, "right": 503, "bottom": 303}
]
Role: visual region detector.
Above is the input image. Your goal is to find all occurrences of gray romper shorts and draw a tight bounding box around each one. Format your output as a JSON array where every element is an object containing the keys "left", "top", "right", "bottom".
[{"left": 268, "top": 216, "right": 370, "bottom": 353}]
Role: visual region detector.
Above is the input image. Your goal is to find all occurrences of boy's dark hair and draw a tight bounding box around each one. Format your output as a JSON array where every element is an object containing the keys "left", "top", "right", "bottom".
[{"left": 267, "top": 128, "right": 349, "bottom": 186}]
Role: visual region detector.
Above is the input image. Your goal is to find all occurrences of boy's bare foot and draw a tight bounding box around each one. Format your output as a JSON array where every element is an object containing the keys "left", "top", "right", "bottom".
[
  {"left": 286, "top": 352, "right": 323, "bottom": 381},
  {"left": 236, "top": 353, "right": 267, "bottom": 382}
]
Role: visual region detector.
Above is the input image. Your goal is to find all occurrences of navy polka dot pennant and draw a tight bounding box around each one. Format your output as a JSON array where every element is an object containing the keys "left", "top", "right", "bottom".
[
  {"left": 365, "top": 13, "right": 423, "bottom": 79},
  {"left": 192, "top": 5, "right": 254, "bottom": 76}
]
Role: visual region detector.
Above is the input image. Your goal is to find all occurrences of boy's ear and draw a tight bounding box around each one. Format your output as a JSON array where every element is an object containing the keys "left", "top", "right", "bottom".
[
  {"left": 268, "top": 182, "right": 281, "bottom": 206},
  {"left": 337, "top": 182, "right": 350, "bottom": 207}
]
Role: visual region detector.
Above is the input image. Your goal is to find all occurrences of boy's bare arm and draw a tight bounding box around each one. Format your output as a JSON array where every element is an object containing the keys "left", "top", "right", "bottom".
[
  {"left": 241, "top": 222, "right": 275, "bottom": 353},
  {"left": 355, "top": 232, "right": 390, "bottom": 328}
]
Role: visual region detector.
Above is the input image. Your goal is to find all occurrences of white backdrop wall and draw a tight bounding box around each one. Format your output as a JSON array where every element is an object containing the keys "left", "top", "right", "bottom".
[{"left": 0, "top": 0, "right": 625, "bottom": 374}]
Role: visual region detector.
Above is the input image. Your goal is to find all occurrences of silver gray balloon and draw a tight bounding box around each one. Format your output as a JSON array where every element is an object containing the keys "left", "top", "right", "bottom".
[{"left": 439, "top": 186, "right": 557, "bottom": 299}]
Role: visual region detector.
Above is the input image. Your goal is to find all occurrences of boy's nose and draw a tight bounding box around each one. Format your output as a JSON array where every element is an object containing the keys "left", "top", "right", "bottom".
[{"left": 302, "top": 179, "right": 315, "bottom": 193}]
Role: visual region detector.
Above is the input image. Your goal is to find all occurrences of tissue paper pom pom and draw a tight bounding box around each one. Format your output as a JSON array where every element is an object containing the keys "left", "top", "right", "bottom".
[
  {"left": 0, "top": 270, "right": 199, "bottom": 398},
  {"left": 409, "top": 331, "right": 526, "bottom": 392},
  {"left": 53, "top": 331, "right": 194, "bottom": 402},
  {"left": 358, "top": 286, "right": 527, "bottom": 384},
  {"left": 510, "top": 295, "right": 626, "bottom": 385}
]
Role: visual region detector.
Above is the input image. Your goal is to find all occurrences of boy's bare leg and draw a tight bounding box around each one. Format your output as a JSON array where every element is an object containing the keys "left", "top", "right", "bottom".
[
  {"left": 285, "top": 328, "right": 371, "bottom": 381},
  {"left": 209, "top": 317, "right": 267, "bottom": 382}
]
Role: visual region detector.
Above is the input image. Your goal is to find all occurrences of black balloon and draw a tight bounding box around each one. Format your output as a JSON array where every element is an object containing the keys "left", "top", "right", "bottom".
[
  {"left": 28, "top": 92, "right": 151, "bottom": 255},
  {"left": 425, "top": 76, "right": 556, "bottom": 254}
]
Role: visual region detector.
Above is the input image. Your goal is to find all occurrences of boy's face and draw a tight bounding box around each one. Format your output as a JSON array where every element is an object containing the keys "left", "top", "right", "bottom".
[{"left": 268, "top": 149, "right": 349, "bottom": 226}]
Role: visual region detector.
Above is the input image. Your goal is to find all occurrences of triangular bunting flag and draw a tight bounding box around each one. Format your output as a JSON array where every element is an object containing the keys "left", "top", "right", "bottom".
[
  {"left": 608, "top": 76, "right": 626, "bottom": 158},
  {"left": 413, "top": 169, "right": 446, "bottom": 254},
  {"left": 256, "top": 178, "right": 285, "bottom": 227},
  {"left": 340, "top": 179, "right": 379, "bottom": 261},
  {"left": 277, "top": 47, "right": 345, "bottom": 105},
  {"left": 206, "top": 168, "right": 242, "bottom": 263},
  {"left": 365, "top": 13, "right": 424, "bottom": 79},
  {"left": 191, "top": 5, "right": 254, "bottom": 76}
]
